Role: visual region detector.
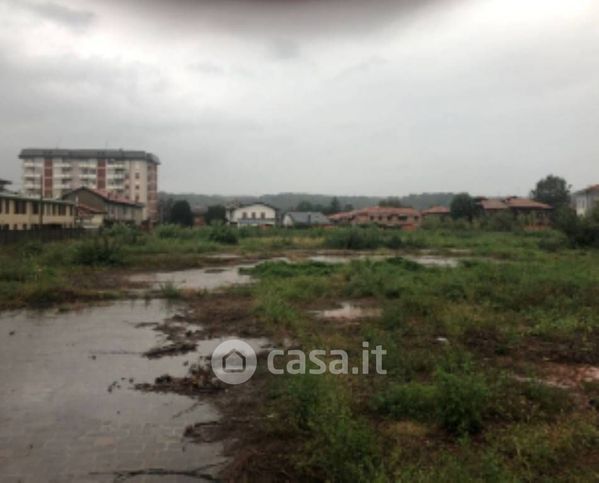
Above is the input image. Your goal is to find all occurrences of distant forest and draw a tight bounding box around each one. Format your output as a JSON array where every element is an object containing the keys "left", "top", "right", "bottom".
[{"left": 158, "top": 192, "right": 457, "bottom": 211}]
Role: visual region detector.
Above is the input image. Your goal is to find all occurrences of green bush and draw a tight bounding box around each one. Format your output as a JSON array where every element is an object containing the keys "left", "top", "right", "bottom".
[
  {"left": 324, "top": 227, "right": 384, "bottom": 250},
  {"left": 272, "top": 374, "right": 383, "bottom": 481},
  {"left": 71, "top": 236, "right": 124, "bottom": 266},
  {"left": 207, "top": 224, "right": 239, "bottom": 245},
  {"left": 372, "top": 382, "right": 437, "bottom": 420},
  {"left": 435, "top": 366, "right": 489, "bottom": 435}
]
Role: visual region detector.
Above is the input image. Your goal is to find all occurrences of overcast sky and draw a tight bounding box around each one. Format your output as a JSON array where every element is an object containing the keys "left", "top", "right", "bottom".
[{"left": 0, "top": 0, "right": 597, "bottom": 196}]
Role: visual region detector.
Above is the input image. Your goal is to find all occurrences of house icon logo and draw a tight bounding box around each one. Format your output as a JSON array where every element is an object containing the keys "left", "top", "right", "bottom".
[
  {"left": 211, "top": 339, "right": 257, "bottom": 385},
  {"left": 223, "top": 349, "right": 247, "bottom": 373}
]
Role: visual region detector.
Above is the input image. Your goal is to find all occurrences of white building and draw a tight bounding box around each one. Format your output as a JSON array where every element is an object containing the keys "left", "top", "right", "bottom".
[
  {"left": 572, "top": 185, "right": 599, "bottom": 217},
  {"left": 19, "top": 148, "right": 159, "bottom": 222},
  {"left": 226, "top": 202, "right": 278, "bottom": 227}
]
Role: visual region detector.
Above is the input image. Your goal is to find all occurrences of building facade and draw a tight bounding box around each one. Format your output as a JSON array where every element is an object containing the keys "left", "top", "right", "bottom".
[
  {"left": 226, "top": 202, "right": 278, "bottom": 227},
  {"left": 62, "top": 187, "right": 144, "bottom": 229},
  {"left": 0, "top": 193, "right": 75, "bottom": 230},
  {"left": 329, "top": 206, "right": 421, "bottom": 230},
  {"left": 474, "top": 196, "right": 552, "bottom": 226},
  {"left": 19, "top": 149, "right": 159, "bottom": 222},
  {"left": 282, "top": 212, "right": 330, "bottom": 227},
  {"left": 572, "top": 185, "right": 599, "bottom": 217}
]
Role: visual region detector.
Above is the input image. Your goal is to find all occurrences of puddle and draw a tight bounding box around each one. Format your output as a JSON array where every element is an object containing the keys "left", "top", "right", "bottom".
[
  {"left": 404, "top": 255, "right": 459, "bottom": 268},
  {"left": 0, "top": 300, "right": 229, "bottom": 481},
  {"left": 312, "top": 301, "right": 381, "bottom": 320},
  {"left": 308, "top": 253, "right": 459, "bottom": 268},
  {"left": 203, "top": 253, "right": 242, "bottom": 260},
  {"left": 129, "top": 263, "right": 256, "bottom": 290}
]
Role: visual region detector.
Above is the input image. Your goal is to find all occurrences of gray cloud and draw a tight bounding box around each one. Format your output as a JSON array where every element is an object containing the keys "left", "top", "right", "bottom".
[
  {"left": 0, "top": 0, "right": 598, "bottom": 196},
  {"left": 19, "top": 1, "right": 95, "bottom": 30},
  {"left": 268, "top": 38, "right": 300, "bottom": 61}
]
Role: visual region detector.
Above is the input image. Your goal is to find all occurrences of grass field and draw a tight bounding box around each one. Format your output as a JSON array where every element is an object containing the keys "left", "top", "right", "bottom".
[{"left": 0, "top": 225, "right": 597, "bottom": 480}]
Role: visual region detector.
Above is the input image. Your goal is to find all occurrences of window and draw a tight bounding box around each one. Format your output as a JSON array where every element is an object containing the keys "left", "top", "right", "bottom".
[
  {"left": 14, "top": 200, "right": 28, "bottom": 214},
  {"left": 261, "top": 212, "right": 265, "bottom": 219},
  {"left": 32, "top": 202, "right": 39, "bottom": 215},
  {"left": 135, "top": 172, "right": 140, "bottom": 179},
  {"left": 242, "top": 212, "right": 247, "bottom": 219},
  {"left": 0, "top": 199, "right": 2, "bottom": 214},
  {"left": 251, "top": 212, "right": 256, "bottom": 219}
]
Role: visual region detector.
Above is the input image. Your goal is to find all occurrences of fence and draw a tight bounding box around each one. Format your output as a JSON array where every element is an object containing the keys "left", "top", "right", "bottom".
[{"left": 0, "top": 228, "right": 89, "bottom": 245}]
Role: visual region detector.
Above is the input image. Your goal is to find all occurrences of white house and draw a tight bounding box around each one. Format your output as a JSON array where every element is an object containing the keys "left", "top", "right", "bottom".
[
  {"left": 226, "top": 202, "right": 278, "bottom": 227},
  {"left": 572, "top": 185, "right": 599, "bottom": 217}
]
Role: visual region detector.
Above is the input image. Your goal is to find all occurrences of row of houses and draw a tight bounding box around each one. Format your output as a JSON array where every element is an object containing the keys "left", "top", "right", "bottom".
[
  {"left": 0, "top": 181, "right": 144, "bottom": 231},
  {"left": 223, "top": 195, "right": 562, "bottom": 230}
]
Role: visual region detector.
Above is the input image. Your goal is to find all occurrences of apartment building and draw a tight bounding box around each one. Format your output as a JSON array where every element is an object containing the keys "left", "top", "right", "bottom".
[
  {"left": 19, "top": 148, "right": 159, "bottom": 222},
  {"left": 0, "top": 193, "right": 75, "bottom": 230}
]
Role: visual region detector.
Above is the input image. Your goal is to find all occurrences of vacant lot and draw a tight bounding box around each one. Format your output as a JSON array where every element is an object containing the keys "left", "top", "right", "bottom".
[{"left": 1, "top": 226, "right": 598, "bottom": 481}]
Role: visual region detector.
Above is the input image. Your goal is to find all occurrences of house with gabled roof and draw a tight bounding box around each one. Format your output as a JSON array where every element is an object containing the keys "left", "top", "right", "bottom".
[
  {"left": 572, "top": 185, "right": 599, "bottom": 217},
  {"left": 226, "top": 202, "right": 279, "bottom": 227},
  {"left": 62, "top": 186, "right": 144, "bottom": 228},
  {"left": 329, "top": 206, "right": 421, "bottom": 230},
  {"left": 282, "top": 212, "right": 330, "bottom": 228}
]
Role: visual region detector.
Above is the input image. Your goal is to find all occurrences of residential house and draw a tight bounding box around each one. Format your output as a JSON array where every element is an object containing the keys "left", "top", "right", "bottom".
[
  {"left": 572, "top": 185, "right": 599, "bottom": 217},
  {"left": 0, "top": 192, "right": 75, "bottom": 230},
  {"left": 226, "top": 202, "right": 279, "bottom": 227},
  {"left": 282, "top": 212, "right": 330, "bottom": 228},
  {"left": 422, "top": 206, "right": 450, "bottom": 220},
  {"left": 329, "top": 206, "right": 421, "bottom": 230},
  {"left": 475, "top": 196, "right": 552, "bottom": 226},
  {"left": 20, "top": 148, "right": 159, "bottom": 221},
  {"left": 62, "top": 186, "right": 144, "bottom": 228}
]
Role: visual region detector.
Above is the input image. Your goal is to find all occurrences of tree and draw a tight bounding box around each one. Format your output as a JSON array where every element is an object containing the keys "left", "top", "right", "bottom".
[
  {"left": 329, "top": 197, "right": 341, "bottom": 214},
  {"left": 531, "top": 175, "right": 570, "bottom": 209},
  {"left": 168, "top": 200, "right": 193, "bottom": 227},
  {"left": 204, "top": 205, "right": 227, "bottom": 225},
  {"left": 158, "top": 197, "right": 175, "bottom": 224},
  {"left": 378, "top": 197, "right": 403, "bottom": 208},
  {"left": 450, "top": 193, "right": 477, "bottom": 222}
]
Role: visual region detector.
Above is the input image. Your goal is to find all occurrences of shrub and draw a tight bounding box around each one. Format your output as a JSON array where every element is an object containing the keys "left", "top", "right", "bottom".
[
  {"left": 272, "top": 374, "right": 382, "bottom": 481},
  {"left": 435, "top": 366, "right": 489, "bottom": 435},
  {"left": 208, "top": 224, "right": 239, "bottom": 245},
  {"left": 372, "top": 382, "right": 437, "bottom": 420},
  {"left": 158, "top": 281, "right": 182, "bottom": 299},
  {"left": 71, "top": 236, "right": 124, "bottom": 266},
  {"left": 324, "top": 227, "right": 384, "bottom": 250}
]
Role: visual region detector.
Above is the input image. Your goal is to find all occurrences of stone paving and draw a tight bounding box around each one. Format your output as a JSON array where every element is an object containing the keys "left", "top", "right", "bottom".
[{"left": 0, "top": 301, "right": 228, "bottom": 482}]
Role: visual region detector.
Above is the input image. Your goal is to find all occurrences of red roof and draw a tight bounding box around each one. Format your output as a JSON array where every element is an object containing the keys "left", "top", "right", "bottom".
[
  {"left": 77, "top": 203, "right": 106, "bottom": 215},
  {"left": 503, "top": 197, "right": 552, "bottom": 210},
  {"left": 422, "top": 206, "right": 450, "bottom": 215},
  {"left": 66, "top": 186, "right": 142, "bottom": 207},
  {"left": 477, "top": 198, "right": 509, "bottom": 210},
  {"left": 354, "top": 206, "right": 420, "bottom": 216},
  {"left": 580, "top": 184, "right": 599, "bottom": 194}
]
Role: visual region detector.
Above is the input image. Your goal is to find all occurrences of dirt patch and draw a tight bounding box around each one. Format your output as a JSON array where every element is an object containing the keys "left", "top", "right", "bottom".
[
  {"left": 143, "top": 341, "right": 197, "bottom": 359},
  {"left": 183, "top": 292, "right": 265, "bottom": 338},
  {"left": 135, "top": 366, "right": 224, "bottom": 396}
]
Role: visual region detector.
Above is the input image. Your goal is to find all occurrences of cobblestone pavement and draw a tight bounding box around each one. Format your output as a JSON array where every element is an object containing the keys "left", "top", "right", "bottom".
[{"left": 0, "top": 301, "right": 228, "bottom": 482}]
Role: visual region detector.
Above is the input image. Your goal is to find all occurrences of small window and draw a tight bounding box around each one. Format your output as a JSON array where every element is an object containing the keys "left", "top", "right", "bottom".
[
  {"left": 251, "top": 212, "right": 256, "bottom": 219},
  {"left": 242, "top": 212, "right": 247, "bottom": 219},
  {"left": 135, "top": 172, "right": 140, "bottom": 179},
  {"left": 260, "top": 212, "right": 265, "bottom": 219}
]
